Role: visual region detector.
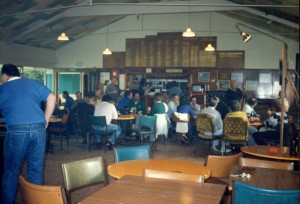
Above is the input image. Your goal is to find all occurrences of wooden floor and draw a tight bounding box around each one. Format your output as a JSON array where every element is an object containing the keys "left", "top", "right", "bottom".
[{"left": 16, "top": 135, "right": 212, "bottom": 204}]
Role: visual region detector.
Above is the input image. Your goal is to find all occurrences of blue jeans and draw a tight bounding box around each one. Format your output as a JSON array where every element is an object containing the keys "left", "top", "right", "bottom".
[
  {"left": 92, "top": 124, "right": 121, "bottom": 145},
  {"left": 1, "top": 122, "right": 46, "bottom": 204}
]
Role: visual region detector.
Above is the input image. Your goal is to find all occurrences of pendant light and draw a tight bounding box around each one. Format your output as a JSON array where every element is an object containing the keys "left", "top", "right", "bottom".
[
  {"left": 103, "top": 16, "right": 112, "bottom": 55},
  {"left": 205, "top": 12, "right": 215, "bottom": 51},
  {"left": 182, "top": 0, "right": 195, "bottom": 37}
]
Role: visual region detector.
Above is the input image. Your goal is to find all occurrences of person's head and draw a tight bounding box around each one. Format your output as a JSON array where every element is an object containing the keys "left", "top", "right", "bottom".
[
  {"left": 230, "top": 80, "right": 238, "bottom": 89},
  {"left": 111, "top": 77, "right": 118, "bottom": 84},
  {"left": 180, "top": 96, "right": 190, "bottom": 105},
  {"left": 267, "top": 106, "right": 276, "bottom": 116},
  {"left": 154, "top": 92, "right": 162, "bottom": 102},
  {"left": 75, "top": 91, "right": 82, "bottom": 100},
  {"left": 133, "top": 92, "right": 140, "bottom": 102},
  {"left": 171, "top": 94, "right": 180, "bottom": 105},
  {"left": 1, "top": 63, "right": 21, "bottom": 83},
  {"left": 230, "top": 101, "right": 241, "bottom": 112},
  {"left": 247, "top": 97, "right": 258, "bottom": 107},
  {"left": 102, "top": 95, "right": 111, "bottom": 102},
  {"left": 124, "top": 90, "right": 133, "bottom": 99},
  {"left": 145, "top": 82, "right": 151, "bottom": 88},
  {"left": 62, "top": 91, "right": 69, "bottom": 99},
  {"left": 207, "top": 96, "right": 220, "bottom": 107},
  {"left": 190, "top": 96, "right": 198, "bottom": 105}
]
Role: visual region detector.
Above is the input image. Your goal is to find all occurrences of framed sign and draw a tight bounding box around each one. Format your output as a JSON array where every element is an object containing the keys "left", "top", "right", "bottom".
[
  {"left": 259, "top": 73, "right": 272, "bottom": 84},
  {"left": 218, "top": 80, "right": 230, "bottom": 90},
  {"left": 198, "top": 72, "right": 210, "bottom": 82},
  {"left": 245, "top": 80, "right": 258, "bottom": 91},
  {"left": 231, "top": 72, "right": 243, "bottom": 83}
]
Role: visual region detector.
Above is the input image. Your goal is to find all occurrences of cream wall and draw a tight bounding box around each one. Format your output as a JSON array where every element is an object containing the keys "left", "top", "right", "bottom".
[
  {"left": 55, "top": 12, "right": 299, "bottom": 69},
  {"left": 0, "top": 12, "right": 298, "bottom": 69},
  {"left": 0, "top": 41, "right": 55, "bottom": 68}
]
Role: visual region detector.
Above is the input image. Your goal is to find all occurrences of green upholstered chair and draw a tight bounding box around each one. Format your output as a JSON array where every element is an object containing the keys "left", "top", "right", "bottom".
[
  {"left": 88, "top": 115, "right": 115, "bottom": 152},
  {"left": 19, "top": 175, "right": 67, "bottom": 204},
  {"left": 234, "top": 181, "right": 300, "bottom": 204},
  {"left": 61, "top": 157, "right": 109, "bottom": 203},
  {"left": 113, "top": 145, "right": 152, "bottom": 162},
  {"left": 136, "top": 115, "right": 157, "bottom": 146}
]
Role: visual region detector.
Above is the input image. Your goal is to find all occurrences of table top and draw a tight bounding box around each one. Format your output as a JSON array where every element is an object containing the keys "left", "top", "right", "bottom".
[
  {"left": 78, "top": 175, "right": 226, "bottom": 204},
  {"left": 108, "top": 158, "right": 212, "bottom": 179},
  {"left": 114, "top": 114, "right": 136, "bottom": 121},
  {"left": 249, "top": 121, "right": 263, "bottom": 127},
  {"left": 241, "top": 145, "right": 299, "bottom": 161},
  {"left": 228, "top": 165, "right": 299, "bottom": 191}
]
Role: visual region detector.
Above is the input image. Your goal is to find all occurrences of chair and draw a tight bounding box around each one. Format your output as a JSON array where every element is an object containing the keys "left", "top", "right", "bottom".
[
  {"left": 223, "top": 116, "right": 248, "bottom": 154},
  {"left": 88, "top": 115, "right": 115, "bottom": 152},
  {"left": 69, "top": 112, "right": 80, "bottom": 143},
  {"left": 48, "top": 113, "right": 69, "bottom": 151},
  {"left": 61, "top": 157, "right": 109, "bottom": 204},
  {"left": 233, "top": 181, "right": 300, "bottom": 204},
  {"left": 113, "top": 144, "right": 152, "bottom": 162},
  {"left": 19, "top": 175, "right": 67, "bottom": 204},
  {"left": 239, "top": 157, "right": 294, "bottom": 170},
  {"left": 194, "top": 113, "right": 222, "bottom": 155},
  {"left": 144, "top": 169, "right": 204, "bottom": 183},
  {"left": 205, "top": 152, "right": 242, "bottom": 178},
  {"left": 135, "top": 115, "right": 157, "bottom": 149},
  {"left": 171, "top": 113, "right": 190, "bottom": 143}
]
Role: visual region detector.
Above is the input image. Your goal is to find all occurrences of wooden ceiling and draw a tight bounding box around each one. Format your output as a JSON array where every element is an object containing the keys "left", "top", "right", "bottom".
[{"left": 0, "top": 0, "right": 298, "bottom": 50}]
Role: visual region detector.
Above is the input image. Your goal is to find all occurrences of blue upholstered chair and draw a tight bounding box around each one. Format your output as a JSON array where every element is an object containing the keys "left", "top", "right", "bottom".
[
  {"left": 234, "top": 181, "right": 300, "bottom": 204},
  {"left": 88, "top": 115, "right": 115, "bottom": 152},
  {"left": 136, "top": 115, "right": 157, "bottom": 145},
  {"left": 113, "top": 145, "right": 152, "bottom": 162}
]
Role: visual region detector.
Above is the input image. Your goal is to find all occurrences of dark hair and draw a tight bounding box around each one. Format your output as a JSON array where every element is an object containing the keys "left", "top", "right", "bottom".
[
  {"left": 85, "top": 91, "right": 94, "bottom": 98},
  {"left": 124, "top": 90, "right": 132, "bottom": 97},
  {"left": 171, "top": 94, "right": 178, "bottom": 99},
  {"left": 102, "top": 95, "right": 111, "bottom": 102},
  {"left": 248, "top": 97, "right": 258, "bottom": 106},
  {"left": 1, "top": 64, "right": 20, "bottom": 77},
  {"left": 63, "top": 91, "right": 69, "bottom": 96},
  {"left": 180, "top": 96, "right": 189, "bottom": 105},
  {"left": 154, "top": 92, "right": 162, "bottom": 101},
  {"left": 190, "top": 96, "right": 197, "bottom": 102},
  {"left": 230, "top": 101, "right": 241, "bottom": 112}
]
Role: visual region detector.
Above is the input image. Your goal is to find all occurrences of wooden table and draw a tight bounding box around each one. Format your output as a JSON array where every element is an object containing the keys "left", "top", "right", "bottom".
[
  {"left": 114, "top": 114, "right": 136, "bottom": 121},
  {"left": 108, "top": 159, "right": 212, "bottom": 179},
  {"left": 79, "top": 175, "right": 226, "bottom": 204},
  {"left": 241, "top": 145, "right": 299, "bottom": 161},
  {"left": 249, "top": 121, "right": 263, "bottom": 127},
  {"left": 228, "top": 165, "right": 299, "bottom": 191}
]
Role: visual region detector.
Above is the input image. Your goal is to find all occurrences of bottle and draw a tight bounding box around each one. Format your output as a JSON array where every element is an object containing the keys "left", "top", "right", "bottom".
[{"left": 289, "top": 134, "right": 298, "bottom": 156}]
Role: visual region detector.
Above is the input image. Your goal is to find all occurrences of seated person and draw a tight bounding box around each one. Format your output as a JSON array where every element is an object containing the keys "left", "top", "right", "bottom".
[
  {"left": 190, "top": 96, "right": 201, "bottom": 115},
  {"left": 225, "top": 101, "right": 256, "bottom": 146},
  {"left": 149, "top": 92, "right": 169, "bottom": 142},
  {"left": 177, "top": 96, "right": 195, "bottom": 143},
  {"left": 200, "top": 97, "right": 225, "bottom": 153},
  {"left": 93, "top": 95, "right": 121, "bottom": 150},
  {"left": 242, "top": 97, "right": 260, "bottom": 122},
  {"left": 259, "top": 106, "right": 276, "bottom": 132},
  {"left": 253, "top": 99, "right": 288, "bottom": 145},
  {"left": 128, "top": 91, "right": 147, "bottom": 134}
]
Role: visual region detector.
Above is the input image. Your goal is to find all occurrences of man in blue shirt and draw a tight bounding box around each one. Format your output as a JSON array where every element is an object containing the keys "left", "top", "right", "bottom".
[
  {"left": 62, "top": 91, "right": 74, "bottom": 112},
  {"left": 0, "top": 64, "right": 56, "bottom": 204}
]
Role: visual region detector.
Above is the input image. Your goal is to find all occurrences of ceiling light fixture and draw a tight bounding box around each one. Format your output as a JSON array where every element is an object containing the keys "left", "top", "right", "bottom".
[
  {"left": 103, "top": 16, "right": 112, "bottom": 55},
  {"left": 182, "top": 0, "right": 195, "bottom": 37},
  {"left": 57, "top": 32, "right": 69, "bottom": 41},
  {"left": 235, "top": 24, "right": 252, "bottom": 42},
  {"left": 205, "top": 12, "right": 215, "bottom": 51}
]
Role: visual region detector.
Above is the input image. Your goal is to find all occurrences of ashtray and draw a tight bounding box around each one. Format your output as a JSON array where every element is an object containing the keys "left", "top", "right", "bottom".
[{"left": 268, "top": 147, "right": 280, "bottom": 153}]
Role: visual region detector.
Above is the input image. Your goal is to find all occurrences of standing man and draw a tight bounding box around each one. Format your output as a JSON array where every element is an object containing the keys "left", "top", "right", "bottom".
[
  {"left": 0, "top": 64, "right": 56, "bottom": 204},
  {"left": 72, "top": 91, "right": 85, "bottom": 109},
  {"left": 224, "top": 80, "right": 243, "bottom": 106},
  {"left": 105, "top": 76, "right": 122, "bottom": 103}
]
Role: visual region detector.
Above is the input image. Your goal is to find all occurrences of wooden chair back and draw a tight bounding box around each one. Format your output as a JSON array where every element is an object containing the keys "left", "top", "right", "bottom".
[
  {"left": 19, "top": 175, "right": 67, "bottom": 204},
  {"left": 144, "top": 169, "right": 204, "bottom": 183},
  {"left": 239, "top": 157, "right": 294, "bottom": 171},
  {"left": 205, "top": 153, "right": 242, "bottom": 178}
]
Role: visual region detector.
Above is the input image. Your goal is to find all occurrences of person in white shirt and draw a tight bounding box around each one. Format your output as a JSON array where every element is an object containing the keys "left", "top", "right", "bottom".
[
  {"left": 242, "top": 97, "right": 260, "bottom": 122},
  {"left": 190, "top": 96, "right": 201, "bottom": 115},
  {"left": 93, "top": 95, "right": 121, "bottom": 150}
]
